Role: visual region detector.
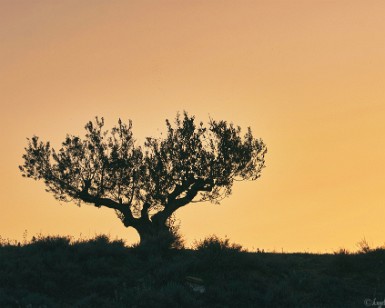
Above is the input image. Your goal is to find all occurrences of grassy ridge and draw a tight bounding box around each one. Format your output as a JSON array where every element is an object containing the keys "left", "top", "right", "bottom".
[{"left": 0, "top": 235, "right": 384, "bottom": 307}]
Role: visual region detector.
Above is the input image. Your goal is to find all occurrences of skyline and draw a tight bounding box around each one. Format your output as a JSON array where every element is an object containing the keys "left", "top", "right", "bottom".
[{"left": 1, "top": 0, "right": 384, "bottom": 252}]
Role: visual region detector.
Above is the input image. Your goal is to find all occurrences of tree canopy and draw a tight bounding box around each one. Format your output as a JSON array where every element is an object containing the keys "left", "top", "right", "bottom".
[{"left": 20, "top": 112, "right": 267, "bottom": 245}]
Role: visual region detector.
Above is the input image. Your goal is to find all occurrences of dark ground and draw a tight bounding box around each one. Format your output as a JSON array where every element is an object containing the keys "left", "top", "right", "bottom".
[{"left": 0, "top": 235, "right": 384, "bottom": 307}]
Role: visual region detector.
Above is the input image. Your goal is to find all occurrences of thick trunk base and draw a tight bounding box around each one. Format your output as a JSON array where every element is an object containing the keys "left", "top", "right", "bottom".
[{"left": 136, "top": 222, "right": 178, "bottom": 252}]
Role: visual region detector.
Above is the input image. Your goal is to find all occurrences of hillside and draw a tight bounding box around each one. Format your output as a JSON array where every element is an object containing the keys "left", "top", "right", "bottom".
[{"left": 0, "top": 235, "right": 384, "bottom": 307}]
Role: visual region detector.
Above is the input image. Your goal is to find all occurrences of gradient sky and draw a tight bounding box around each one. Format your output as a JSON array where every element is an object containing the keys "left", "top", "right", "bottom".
[{"left": 1, "top": 0, "right": 384, "bottom": 252}]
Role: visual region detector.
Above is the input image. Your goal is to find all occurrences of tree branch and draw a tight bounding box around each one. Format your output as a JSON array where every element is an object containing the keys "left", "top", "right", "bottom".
[
  {"left": 78, "top": 192, "right": 135, "bottom": 225},
  {"left": 153, "top": 178, "right": 213, "bottom": 224},
  {"left": 167, "top": 182, "right": 189, "bottom": 204},
  {"left": 140, "top": 202, "right": 151, "bottom": 221}
]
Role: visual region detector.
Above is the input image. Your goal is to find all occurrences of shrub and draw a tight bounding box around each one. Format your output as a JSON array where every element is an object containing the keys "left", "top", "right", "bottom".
[
  {"left": 332, "top": 248, "right": 355, "bottom": 274},
  {"left": 356, "top": 238, "right": 371, "bottom": 254},
  {"left": 29, "top": 235, "right": 71, "bottom": 250},
  {"left": 193, "top": 235, "right": 243, "bottom": 252}
]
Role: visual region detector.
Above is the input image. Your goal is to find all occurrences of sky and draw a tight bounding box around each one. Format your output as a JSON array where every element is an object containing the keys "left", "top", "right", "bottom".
[{"left": 1, "top": 0, "right": 384, "bottom": 252}]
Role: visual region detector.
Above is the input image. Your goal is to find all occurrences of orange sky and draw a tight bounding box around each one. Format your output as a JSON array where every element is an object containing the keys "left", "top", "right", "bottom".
[{"left": 1, "top": 0, "right": 384, "bottom": 252}]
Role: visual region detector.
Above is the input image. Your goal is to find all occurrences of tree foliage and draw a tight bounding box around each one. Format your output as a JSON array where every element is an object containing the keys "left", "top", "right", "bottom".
[{"left": 20, "top": 112, "right": 267, "bottom": 243}]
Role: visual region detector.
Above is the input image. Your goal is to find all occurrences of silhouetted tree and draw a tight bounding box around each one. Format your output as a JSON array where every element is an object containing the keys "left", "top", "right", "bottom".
[{"left": 20, "top": 112, "right": 267, "bottom": 248}]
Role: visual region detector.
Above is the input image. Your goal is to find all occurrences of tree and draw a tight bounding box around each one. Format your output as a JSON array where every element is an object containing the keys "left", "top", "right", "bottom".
[{"left": 20, "top": 112, "right": 267, "bottom": 248}]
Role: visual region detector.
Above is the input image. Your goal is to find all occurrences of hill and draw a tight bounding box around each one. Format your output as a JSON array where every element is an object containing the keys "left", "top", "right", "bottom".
[{"left": 0, "top": 235, "right": 384, "bottom": 307}]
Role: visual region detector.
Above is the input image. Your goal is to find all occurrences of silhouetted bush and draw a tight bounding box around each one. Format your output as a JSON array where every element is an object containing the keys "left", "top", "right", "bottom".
[
  {"left": 29, "top": 234, "right": 72, "bottom": 250},
  {"left": 193, "top": 235, "right": 243, "bottom": 252},
  {"left": 192, "top": 235, "right": 244, "bottom": 272},
  {"left": 356, "top": 238, "right": 371, "bottom": 254}
]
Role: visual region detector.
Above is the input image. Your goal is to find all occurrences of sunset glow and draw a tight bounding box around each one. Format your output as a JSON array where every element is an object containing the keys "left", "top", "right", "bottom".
[{"left": 1, "top": 1, "right": 384, "bottom": 252}]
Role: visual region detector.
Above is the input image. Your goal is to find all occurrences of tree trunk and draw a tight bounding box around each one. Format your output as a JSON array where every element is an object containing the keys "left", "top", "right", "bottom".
[{"left": 135, "top": 220, "right": 175, "bottom": 250}]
